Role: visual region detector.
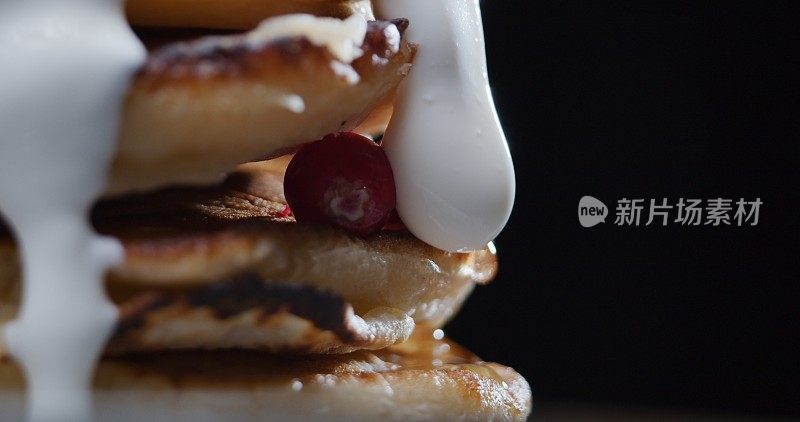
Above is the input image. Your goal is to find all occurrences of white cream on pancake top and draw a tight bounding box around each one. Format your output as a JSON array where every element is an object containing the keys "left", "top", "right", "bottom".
[{"left": 0, "top": 0, "right": 145, "bottom": 420}]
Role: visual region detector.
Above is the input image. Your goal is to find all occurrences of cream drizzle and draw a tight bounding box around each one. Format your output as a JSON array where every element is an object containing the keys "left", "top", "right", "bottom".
[
  {"left": 0, "top": 0, "right": 145, "bottom": 420},
  {"left": 378, "top": 0, "right": 515, "bottom": 252}
]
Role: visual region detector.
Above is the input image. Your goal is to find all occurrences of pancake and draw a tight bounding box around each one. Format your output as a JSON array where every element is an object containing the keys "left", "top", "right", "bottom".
[
  {"left": 0, "top": 158, "right": 496, "bottom": 354},
  {"left": 0, "top": 331, "right": 531, "bottom": 421},
  {"left": 127, "top": 0, "right": 375, "bottom": 30},
  {"left": 109, "top": 18, "right": 414, "bottom": 195},
  {"left": 107, "top": 276, "right": 415, "bottom": 354},
  {"left": 0, "top": 4, "right": 531, "bottom": 420}
]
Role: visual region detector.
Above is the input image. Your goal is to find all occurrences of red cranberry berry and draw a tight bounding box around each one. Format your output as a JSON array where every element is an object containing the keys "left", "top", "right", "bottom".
[{"left": 284, "top": 132, "right": 397, "bottom": 236}]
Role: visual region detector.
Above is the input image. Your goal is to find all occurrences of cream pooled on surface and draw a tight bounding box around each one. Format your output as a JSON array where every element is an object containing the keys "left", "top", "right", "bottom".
[
  {"left": 378, "top": 0, "right": 516, "bottom": 252},
  {"left": 0, "top": 0, "right": 145, "bottom": 420}
]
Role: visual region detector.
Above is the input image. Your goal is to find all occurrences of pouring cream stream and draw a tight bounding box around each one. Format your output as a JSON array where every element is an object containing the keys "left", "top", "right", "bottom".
[
  {"left": 0, "top": 0, "right": 145, "bottom": 420},
  {"left": 378, "top": 0, "right": 515, "bottom": 252}
]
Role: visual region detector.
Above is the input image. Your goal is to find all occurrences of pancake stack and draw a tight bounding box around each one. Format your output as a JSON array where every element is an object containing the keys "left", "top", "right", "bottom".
[{"left": 0, "top": 1, "right": 531, "bottom": 419}]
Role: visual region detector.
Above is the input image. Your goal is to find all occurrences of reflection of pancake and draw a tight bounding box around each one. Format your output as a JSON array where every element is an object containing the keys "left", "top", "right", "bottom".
[{"left": 0, "top": 332, "right": 531, "bottom": 421}]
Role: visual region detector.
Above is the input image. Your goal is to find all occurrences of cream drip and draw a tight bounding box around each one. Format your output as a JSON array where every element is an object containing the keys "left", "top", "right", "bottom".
[
  {"left": 0, "top": 0, "right": 145, "bottom": 420},
  {"left": 378, "top": 0, "right": 516, "bottom": 252}
]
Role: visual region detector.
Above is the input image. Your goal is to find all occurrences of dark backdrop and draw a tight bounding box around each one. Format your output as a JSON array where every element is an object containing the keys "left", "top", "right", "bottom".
[{"left": 446, "top": 1, "right": 799, "bottom": 416}]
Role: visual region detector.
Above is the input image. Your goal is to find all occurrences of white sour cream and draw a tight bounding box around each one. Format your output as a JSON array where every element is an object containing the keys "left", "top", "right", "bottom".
[
  {"left": 247, "top": 14, "right": 368, "bottom": 64},
  {"left": 378, "top": 0, "right": 515, "bottom": 252},
  {"left": 0, "top": 0, "right": 145, "bottom": 420}
]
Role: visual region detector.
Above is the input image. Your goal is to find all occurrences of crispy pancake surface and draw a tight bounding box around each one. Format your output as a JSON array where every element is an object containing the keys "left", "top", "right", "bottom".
[
  {"left": 127, "top": 0, "right": 375, "bottom": 30},
  {"left": 0, "top": 162, "right": 496, "bottom": 354},
  {"left": 109, "top": 18, "right": 414, "bottom": 194},
  {"left": 0, "top": 332, "right": 531, "bottom": 421},
  {"left": 108, "top": 275, "right": 415, "bottom": 354},
  {"left": 96, "top": 188, "right": 495, "bottom": 323}
]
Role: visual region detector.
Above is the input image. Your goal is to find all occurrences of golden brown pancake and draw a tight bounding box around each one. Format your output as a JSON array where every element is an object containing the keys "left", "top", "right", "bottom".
[
  {"left": 0, "top": 331, "right": 530, "bottom": 421},
  {"left": 108, "top": 18, "right": 414, "bottom": 195},
  {"left": 107, "top": 276, "right": 416, "bottom": 354},
  {"left": 0, "top": 159, "right": 495, "bottom": 354},
  {"left": 127, "top": 0, "right": 375, "bottom": 30}
]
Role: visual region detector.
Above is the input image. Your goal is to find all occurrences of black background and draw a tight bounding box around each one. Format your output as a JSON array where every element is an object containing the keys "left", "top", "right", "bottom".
[{"left": 446, "top": 1, "right": 799, "bottom": 417}]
